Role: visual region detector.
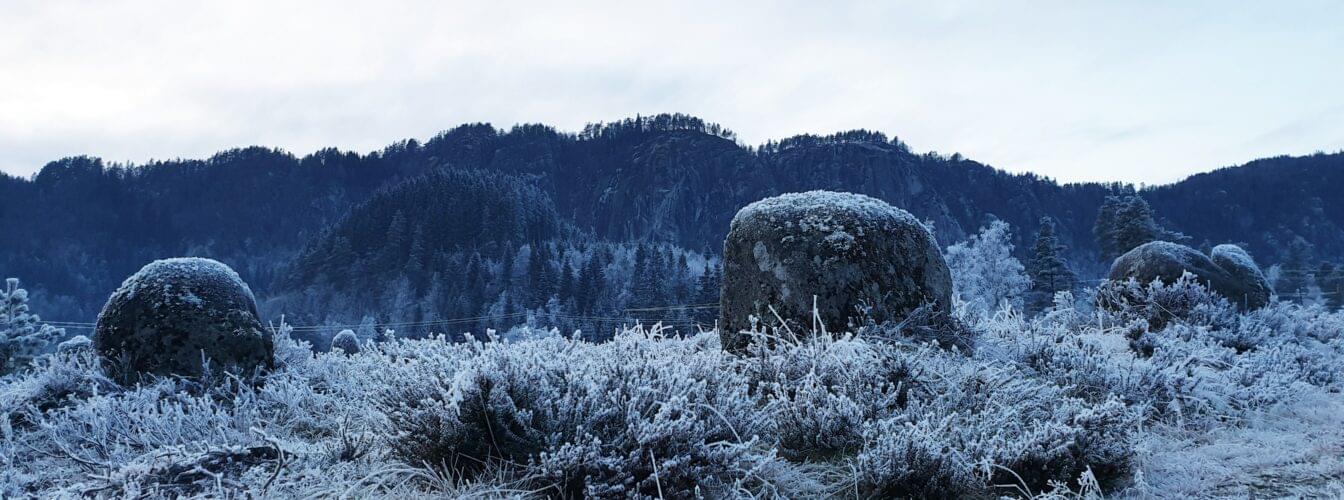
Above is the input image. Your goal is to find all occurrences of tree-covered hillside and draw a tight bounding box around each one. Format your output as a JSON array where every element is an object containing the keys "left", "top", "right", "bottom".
[
  {"left": 2, "top": 114, "right": 1340, "bottom": 321},
  {"left": 270, "top": 168, "right": 717, "bottom": 342}
]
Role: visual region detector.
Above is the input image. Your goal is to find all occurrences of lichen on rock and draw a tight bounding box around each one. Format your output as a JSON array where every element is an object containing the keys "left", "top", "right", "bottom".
[
  {"left": 94, "top": 258, "right": 274, "bottom": 383},
  {"left": 719, "top": 191, "right": 952, "bottom": 353}
]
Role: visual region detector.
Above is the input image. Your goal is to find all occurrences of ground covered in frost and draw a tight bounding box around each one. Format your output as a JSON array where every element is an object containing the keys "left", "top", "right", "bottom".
[{"left": 2, "top": 278, "right": 1343, "bottom": 498}]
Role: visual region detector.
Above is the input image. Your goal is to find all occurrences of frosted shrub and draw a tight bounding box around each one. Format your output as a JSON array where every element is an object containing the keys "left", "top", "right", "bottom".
[
  {"left": 745, "top": 332, "right": 910, "bottom": 460},
  {"left": 380, "top": 330, "right": 784, "bottom": 498},
  {"left": 1096, "top": 274, "right": 1236, "bottom": 332},
  {"left": 741, "top": 322, "right": 1136, "bottom": 493},
  {"left": 857, "top": 303, "right": 976, "bottom": 353},
  {"left": 854, "top": 350, "right": 1137, "bottom": 496},
  {"left": 0, "top": 349, "right": 115, "bottom": 427},
  {"left": 944, "top": 220, "right": 1031, "bottom": 320}
]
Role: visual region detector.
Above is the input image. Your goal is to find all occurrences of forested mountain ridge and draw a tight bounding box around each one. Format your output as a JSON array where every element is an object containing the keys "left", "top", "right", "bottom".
[
  {"left": 2, "top": 113, "right": 1340, "bottom": 322},
  {"left": 1143, "top": 153, "right": 1344, "bottom": 258}
]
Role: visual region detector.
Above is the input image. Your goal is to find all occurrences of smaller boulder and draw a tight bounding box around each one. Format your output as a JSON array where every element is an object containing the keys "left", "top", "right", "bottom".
[
  {"left": 1210, "top": 244, "right": 1272, "bottom": 309},
  {"left": 95, "top": 258, "right": 274, "bottom": 383},
  {"left": 330, "top": 329, "right": 360, "bottom": 355},
  {"left": 57, "top": 335, "right": 93, "bottom": 354},
  {"left": 1106, "top": 241, "right": 1268, "bottom": 310}
]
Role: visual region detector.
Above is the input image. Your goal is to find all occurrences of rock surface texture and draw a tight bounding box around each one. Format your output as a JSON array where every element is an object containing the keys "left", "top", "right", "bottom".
[
  {"left": 95, "top": 258, "right": 273, "bottom": 383},
  {"left": 1108, "top": 241, "right": 1270, "bottom": 310},
  {"left": 719, "top": 191, "right": 952, "bottom": 353}
]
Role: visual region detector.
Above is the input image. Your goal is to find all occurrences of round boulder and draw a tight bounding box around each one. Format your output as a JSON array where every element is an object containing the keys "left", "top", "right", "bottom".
[
  {"left": 719, "top": 191, "right": 952, "bottom": 353},
  {"left": 95, "top": 258, "right": 274, "bottom": 383},
  {"left": 1107, "top": 241, "right": 1267, "bottom": 310},
  {"left": 1210, "top": 244, "right": 1272, "bottom": 309},
  {"left": 57, "top": 335, "right": 93, "bottom": 354},
  {"left": 330, "top": 329, "right": 360, "bottom": 355}
]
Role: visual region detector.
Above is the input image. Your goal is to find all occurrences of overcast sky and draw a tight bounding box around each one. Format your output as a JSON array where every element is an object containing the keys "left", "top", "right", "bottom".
[{"left": 2, "top": 1, "right": 1341, "bottom": 183}]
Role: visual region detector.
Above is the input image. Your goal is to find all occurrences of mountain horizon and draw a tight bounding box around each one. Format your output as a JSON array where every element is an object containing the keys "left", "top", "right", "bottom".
[{"left": 7, "top": 113, "right": 1337, "bottom": 188}]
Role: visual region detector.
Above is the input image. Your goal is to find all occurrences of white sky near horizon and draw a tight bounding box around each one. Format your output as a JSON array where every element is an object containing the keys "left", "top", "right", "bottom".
[{"left": 1, "top": 1, "right": 1341, "bottom": 184}]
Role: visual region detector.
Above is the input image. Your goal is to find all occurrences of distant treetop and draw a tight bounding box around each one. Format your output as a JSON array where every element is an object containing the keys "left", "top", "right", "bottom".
[{"left": 578, "top": 113, "right": 737, "bottom": 142}]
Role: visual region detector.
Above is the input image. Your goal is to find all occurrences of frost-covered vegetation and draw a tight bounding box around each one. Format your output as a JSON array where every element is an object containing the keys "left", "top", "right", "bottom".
[{"left": 3, "top": 274, "right": 1343, "bottom": 497}]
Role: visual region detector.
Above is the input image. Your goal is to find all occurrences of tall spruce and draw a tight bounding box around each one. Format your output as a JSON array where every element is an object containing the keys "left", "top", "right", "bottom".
[
  {"left": 1278, "top": 239, "right": 1314, "bottom": 300},
  {"left": 1028, "top": 217, "right": 1076, "bottom": 313}
]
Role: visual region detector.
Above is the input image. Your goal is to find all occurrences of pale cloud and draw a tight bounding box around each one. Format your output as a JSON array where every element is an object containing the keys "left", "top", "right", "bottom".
[{"left": 1, "top": 0, "right": 1341, "bottom": 183}]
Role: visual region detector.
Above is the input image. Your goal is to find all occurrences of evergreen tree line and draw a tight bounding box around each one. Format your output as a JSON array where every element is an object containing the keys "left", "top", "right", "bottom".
[
  {"left": 272, "top": 168, "right": 723, "bottom": 346},
  {"left": 3, "top": 114, "right": 1342, "bottom": 322}
]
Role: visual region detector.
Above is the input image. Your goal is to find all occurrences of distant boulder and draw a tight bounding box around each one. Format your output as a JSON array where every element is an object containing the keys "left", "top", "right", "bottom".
[
  {"left": 95, "top": 258, "right": 274, "bottom": 383},
  {"left": 719, "top": 191, "right": 952, "bottom": 353},
  {"left": 1106, "top": 241, "right": 1269, "bottom": 310},
  {"left": 330, "top": 329, "right": 360, "bottom": 355},
  {"left": 56, "top": 335, "right": 93, "bottom": 354},
  {"left": 1210, "top": 244, "right": 1272, "bottom": 309}
]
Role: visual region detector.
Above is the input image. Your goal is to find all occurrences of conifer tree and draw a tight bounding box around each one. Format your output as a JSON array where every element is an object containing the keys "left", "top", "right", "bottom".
[
  {"left": 0, "top": 278, "right": 62, "bottom": 374},
  {"left": 558, "top": 257, "right": 576, "bottom": 304},
  {"left": 1322, "top": 262, "right": 1344, "bottom": 310},
  {"left": 1278, "top": 239, "right": 1314, "bottom": 300},
  {"left": 1094, "top": 195, "right": 1186, "bottom": 261},
  {"left": 693, "top": 263, "right": 722, "bottom": 326},
  {"left": 1029, "top": 217, "right": 1077, "bottom": 313}
]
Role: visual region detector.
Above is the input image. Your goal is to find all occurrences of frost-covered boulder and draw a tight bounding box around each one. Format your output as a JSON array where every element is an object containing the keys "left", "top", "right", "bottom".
[
  {"left": 56, "top": 335, "right": 93, "bottom": 354},
  {"left": 330, "top": 329, "right": 360, "bottom": 355},
  {"left": 94, "top": 258, "right": 274, "bottom": 383},
  {"left": 1106, "top": 241, "right": 1267, "bottom": 310},
  {"left": 719, "top": 191, "right": 952, "bottom": 352},
  {"left": 1210, "top": 244, "right": 1272, "bottom": 309}
]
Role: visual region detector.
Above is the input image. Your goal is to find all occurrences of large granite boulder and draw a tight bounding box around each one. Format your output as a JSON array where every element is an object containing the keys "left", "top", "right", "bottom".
[
  {"left": 719, "top": 191, "right": 952, "bottom": 353},
  {"left": 95, "top": 258, "right": 274, "bottom": 383},
  {"left": 1107, "top": 241, "right": 1269, "bottom": 310}
]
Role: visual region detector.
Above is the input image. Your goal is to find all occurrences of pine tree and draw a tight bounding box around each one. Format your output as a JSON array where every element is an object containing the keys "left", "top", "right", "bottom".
[
  {"left": 463, "top": 253, "right": 485, "bottom": 312},
  {"left": 674, "top": 253, "right": 692, "bottom": 302},
  {"left": 1028, "top": 217, "right": 1077, "bottom": 313},
  {"left": 693, "top": 263, "right": 722, "bottom": 326},
  {"left": 527, "top": 244, "right": 556, "bottom": 306},
  {"left": 378, "top": 210, "right": 409, "bottom": 265},
  {"left": 558, "top": 257, "right": 576, "bottom": 305},
  {"left": 577, "top": 254, "right": 605, "bottom": 313},
  {"left": 1, "top": 278, "right": 62, "bottom": 374},
  {"left": 1322, "top": 262, "right": 1344, "bottom": 310},
  {"left": 356, "top": 315, "right": 380, "bottom": 343},
  {"left": 630, "top": 245, "right": 654, "bottom": 309},
  {"left": 1094, "top": 195, "right": 1186, "bottom": 261},
  {"left": 1278, "top": 239, "right": 1314, "bottom": 300}
]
